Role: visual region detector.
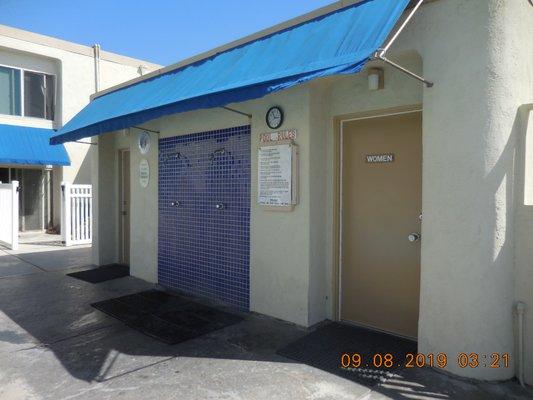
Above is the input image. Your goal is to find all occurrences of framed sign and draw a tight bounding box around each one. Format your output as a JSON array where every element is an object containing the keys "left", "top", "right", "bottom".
[
  {"left": 365, "top": 153, "right": 394, "bottom": 163},
  {"left": 258, "top": 140, "right": 299, "bottom": 210},
  {"left": 259, "top": 129, "right": 297, "bottom": 143}
]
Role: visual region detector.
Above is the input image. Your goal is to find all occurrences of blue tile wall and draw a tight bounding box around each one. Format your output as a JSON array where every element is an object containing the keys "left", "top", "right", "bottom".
[{"left": 158, "top": 125, "right": 251, "bottom": 310}]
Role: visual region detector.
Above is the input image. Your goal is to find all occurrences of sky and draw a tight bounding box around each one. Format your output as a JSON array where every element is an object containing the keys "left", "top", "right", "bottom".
[{"left": 0, "top": 0, "right": 334, "bottom": 66}]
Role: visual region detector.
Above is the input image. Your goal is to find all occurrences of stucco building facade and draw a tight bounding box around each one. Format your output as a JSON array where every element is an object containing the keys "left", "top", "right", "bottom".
[
  {"left": 52, "top": 0, "right": 533, "bottom": 385},
  {"left": 0, "top": 25, "right": 159, "bottom": 231}
]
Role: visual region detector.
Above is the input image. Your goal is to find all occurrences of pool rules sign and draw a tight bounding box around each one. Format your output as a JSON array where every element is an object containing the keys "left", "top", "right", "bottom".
[{"left": 258, "top": 141, "right": 299, "bottom": 209}]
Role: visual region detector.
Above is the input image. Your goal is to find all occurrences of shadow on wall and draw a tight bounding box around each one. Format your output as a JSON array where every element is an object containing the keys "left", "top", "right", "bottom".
[
  {"left": 73, "top": 149, "right": 92, "bottom": 184},
  {"left": 470, "top": 107, "right": 527, "bottom": 378},
  {"left": 513, "top": 105, "right": 533, "bottom": 384}
]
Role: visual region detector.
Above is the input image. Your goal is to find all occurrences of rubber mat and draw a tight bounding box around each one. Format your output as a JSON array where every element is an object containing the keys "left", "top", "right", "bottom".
[
  {"left": 67, "top": 264, "right": 129, "bottom": 283},
  {"left": 91, "top": 290, "right": 243, "bottom": 344},
  {"left": 277, "top": 322, "right": 417, "bottom": 387}
]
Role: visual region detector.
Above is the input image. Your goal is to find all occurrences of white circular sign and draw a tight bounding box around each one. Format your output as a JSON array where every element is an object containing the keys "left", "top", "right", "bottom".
[
  {"left": 139, "top": 159, "right": 150, "bottom": 188},
  {"left": 138, "top": 131, "right": 151, "bottom": 154}
]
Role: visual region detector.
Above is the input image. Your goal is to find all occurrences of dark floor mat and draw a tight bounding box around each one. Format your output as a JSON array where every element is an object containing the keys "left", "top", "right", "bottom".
[
  {"left": 67, "top": 264, "right": 129, "bottom": 283},
  {"left": 277, "top": 322, "right": 417, "bottom": 387},
  {"left": 92, "top": 289, "right": 243, "bottom": 344}
]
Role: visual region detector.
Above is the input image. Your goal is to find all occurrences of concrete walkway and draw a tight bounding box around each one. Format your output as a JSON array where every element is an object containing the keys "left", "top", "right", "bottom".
[
  {"left": 0, "top": 232, "right": 91, "bottom": 278},
  {"left": 0, "top": 240, "right": 531, "bottom": 399}
]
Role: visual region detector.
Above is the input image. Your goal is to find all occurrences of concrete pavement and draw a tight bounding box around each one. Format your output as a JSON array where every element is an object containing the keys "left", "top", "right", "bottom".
[
  {"left": 0, "top": 232, "right": 91, "bottom": 278},
  {"left": 0, "top": 237, "right": 531, "bottom": 399}
]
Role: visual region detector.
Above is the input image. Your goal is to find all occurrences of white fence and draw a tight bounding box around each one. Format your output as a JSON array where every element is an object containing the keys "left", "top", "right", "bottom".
[
  {"left": 0, "top": 181, "right": 19, "bottom": 250},
  {"left": 61, "top": 182, "right": 92, "bottom": 246}
]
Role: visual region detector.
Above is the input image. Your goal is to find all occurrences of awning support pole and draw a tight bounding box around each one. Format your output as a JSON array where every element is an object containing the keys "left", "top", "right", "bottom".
[
  {"left": 74, "top": 140, "right": 97, "bottom": 145},
  {"left": 131, "top": 126, "right": 161, "bottom": 134},
  {"left": 372, "top": 0, "right": 433, "bottom": 88},
  {"left": 373, "top": 52, "right": 433, "bottom": 88},
  {"left": 221, "top": 106, "right": 252, "bottom": 119}
]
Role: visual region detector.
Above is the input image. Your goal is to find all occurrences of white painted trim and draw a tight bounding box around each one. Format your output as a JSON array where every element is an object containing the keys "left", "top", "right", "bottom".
[
  {"left": 0, "top": 180, "right": 19, "bottom": 250},
  {"left": 11, "top": 180, "right": 18, "bottom": 250},
  {"left": 41, "top": 170, "right": 45, "bottom": 230},
  {"left": 0, "top": 62, "right": 57, "bottom": 121},
  {"left": 0, "top": 61, "right": 56, "bottom": 76},
  {"left": 61, "top": 181, "right": 71, "bottom": 246},
  {"left": 338, "top": 125, "right": 344, "bottom": 321},
  {"left": 61, "top": 181, "right": 92, "bottom": 246}
]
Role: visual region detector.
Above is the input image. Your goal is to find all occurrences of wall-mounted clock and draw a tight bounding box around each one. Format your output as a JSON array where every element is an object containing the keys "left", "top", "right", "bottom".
[{"left": 266, "top": 106, "right": 284, "bottom": 129}]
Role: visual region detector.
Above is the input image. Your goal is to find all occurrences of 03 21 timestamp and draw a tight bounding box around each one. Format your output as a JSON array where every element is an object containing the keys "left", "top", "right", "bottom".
[{"left": 340, "top": 352, "right": 510, "bottom": 369}]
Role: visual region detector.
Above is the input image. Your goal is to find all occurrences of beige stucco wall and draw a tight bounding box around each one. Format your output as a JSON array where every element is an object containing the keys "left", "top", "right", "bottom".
[
  {"left": 407, "top": 0, "right": 532, "bottom": 383},
  {"left": 509, "top": 0, "right": 533, "bottom": 386},
  {"left": 0, "top": 30, "right": 160, "bottom": 227},
  {"left": 93, "top": 86, "right": 315, "bottom": 326},
  {"left": 92, "top": 0, "right": 533, "bottom": 384}
]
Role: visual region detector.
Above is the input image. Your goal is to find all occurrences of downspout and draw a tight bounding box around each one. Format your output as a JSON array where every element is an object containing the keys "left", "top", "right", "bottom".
[
  {"left": 93, "top": 44, "right": 101, "bottom": 93},
  {"left": 515, "top": 302, "right": 526, "bottom": 387}
]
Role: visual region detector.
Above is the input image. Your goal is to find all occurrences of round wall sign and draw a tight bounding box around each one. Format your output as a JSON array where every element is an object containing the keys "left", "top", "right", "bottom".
[
  {"left": 138, "top": 131, "right": 151, "bottom": 154},
  {"left": 139, "top": 159, "right": 150, "bottom": 188}
]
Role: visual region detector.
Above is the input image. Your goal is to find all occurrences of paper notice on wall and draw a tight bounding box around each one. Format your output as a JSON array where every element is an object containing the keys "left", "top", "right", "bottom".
[{"left": 258, "top": 144, "right": 292, "bottom": 206}]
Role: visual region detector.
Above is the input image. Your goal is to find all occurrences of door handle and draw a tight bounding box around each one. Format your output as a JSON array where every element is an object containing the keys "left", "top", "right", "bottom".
[
  {"left": 408, "top": 233, "right": 421, "bottom": 243},
  {"left": 215, "top": 203, "right": 225, "bottom": 210},
  {"left": 171, "top": 201, "right": 181, "bottom": 207}
]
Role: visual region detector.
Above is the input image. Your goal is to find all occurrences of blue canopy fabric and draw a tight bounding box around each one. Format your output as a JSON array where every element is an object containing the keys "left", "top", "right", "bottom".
[
  {"left": 51, "top": 0, "right": 410, "bottom": 145},
  {"left": 0, "top": 124, "right": 70, "bottom": 166}
]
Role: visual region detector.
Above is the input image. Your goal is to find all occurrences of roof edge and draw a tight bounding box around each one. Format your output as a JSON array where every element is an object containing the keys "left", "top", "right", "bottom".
[
  {"left": 0, "top": 24, "right": 161, "bottom": 70},
  {"left": 91, "top": 0, "right": 434, "bottom": 100},
  {"left": 91, "top": 0, "right": 369, "bottom": 100}
]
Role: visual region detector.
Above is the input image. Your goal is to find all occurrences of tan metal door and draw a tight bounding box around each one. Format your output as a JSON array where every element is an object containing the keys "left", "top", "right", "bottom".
[
  {"left": 340, "top": 112, "right": 422, "bottom": 338},
  {"left": 119, "top": 150, "right": 131, "bottom": 265}
]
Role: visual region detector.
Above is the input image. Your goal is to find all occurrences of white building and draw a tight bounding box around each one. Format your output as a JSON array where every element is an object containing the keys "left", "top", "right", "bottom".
[
  {"left": 0, "top": 25, "right": 160, "bottom": 232},
  {"left": 51, "top": 0, "right": 533, "bottom": 386}
]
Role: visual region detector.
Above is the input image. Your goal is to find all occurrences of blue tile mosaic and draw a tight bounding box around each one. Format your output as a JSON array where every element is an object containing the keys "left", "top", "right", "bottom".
[{"left": 158, "top": 125, "right": 251, "bottom": 310}]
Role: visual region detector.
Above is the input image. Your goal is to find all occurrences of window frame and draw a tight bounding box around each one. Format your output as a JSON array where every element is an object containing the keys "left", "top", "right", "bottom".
[{"left": 0, "top": 62, "right": 57, "bottom": 121}]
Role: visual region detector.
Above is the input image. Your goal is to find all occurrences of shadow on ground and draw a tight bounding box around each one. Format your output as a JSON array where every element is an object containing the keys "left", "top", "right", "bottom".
[{"left": 0, "top": 267, "right": 530, "bottom": 400}]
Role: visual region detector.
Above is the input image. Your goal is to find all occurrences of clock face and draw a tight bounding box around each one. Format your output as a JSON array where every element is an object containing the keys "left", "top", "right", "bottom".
[{"left": 266, "top": 106, "right": 283, "bottom": 129}]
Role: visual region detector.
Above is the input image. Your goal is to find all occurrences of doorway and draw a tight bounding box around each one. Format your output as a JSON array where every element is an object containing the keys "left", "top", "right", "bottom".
[
  {"left": 119, "top": 150, "right": 130, "bottom": 265},
  {"left": 339, "top": 111, "right": 422, "bottom": 339}
]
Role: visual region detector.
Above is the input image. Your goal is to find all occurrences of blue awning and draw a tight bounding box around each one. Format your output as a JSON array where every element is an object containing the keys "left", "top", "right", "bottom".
[
  {"left": 0, "top": 124, "right": 70, "bottom": 166},
  {"left": 51, "top": 0, "right": 410, "bottom": 145}
]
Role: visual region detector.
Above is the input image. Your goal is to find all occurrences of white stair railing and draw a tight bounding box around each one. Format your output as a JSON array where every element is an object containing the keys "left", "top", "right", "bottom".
[
  {"left": 0, "top": 181, "right": 19, "bottom": 250},
  {"left": 61, "top": 182, "right": 92, "bottom": 246}
]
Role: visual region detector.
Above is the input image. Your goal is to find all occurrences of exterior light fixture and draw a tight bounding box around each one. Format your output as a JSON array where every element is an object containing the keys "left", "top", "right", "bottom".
[{"left": 368, "top": 68, "right": 384, "bottom": 91}]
